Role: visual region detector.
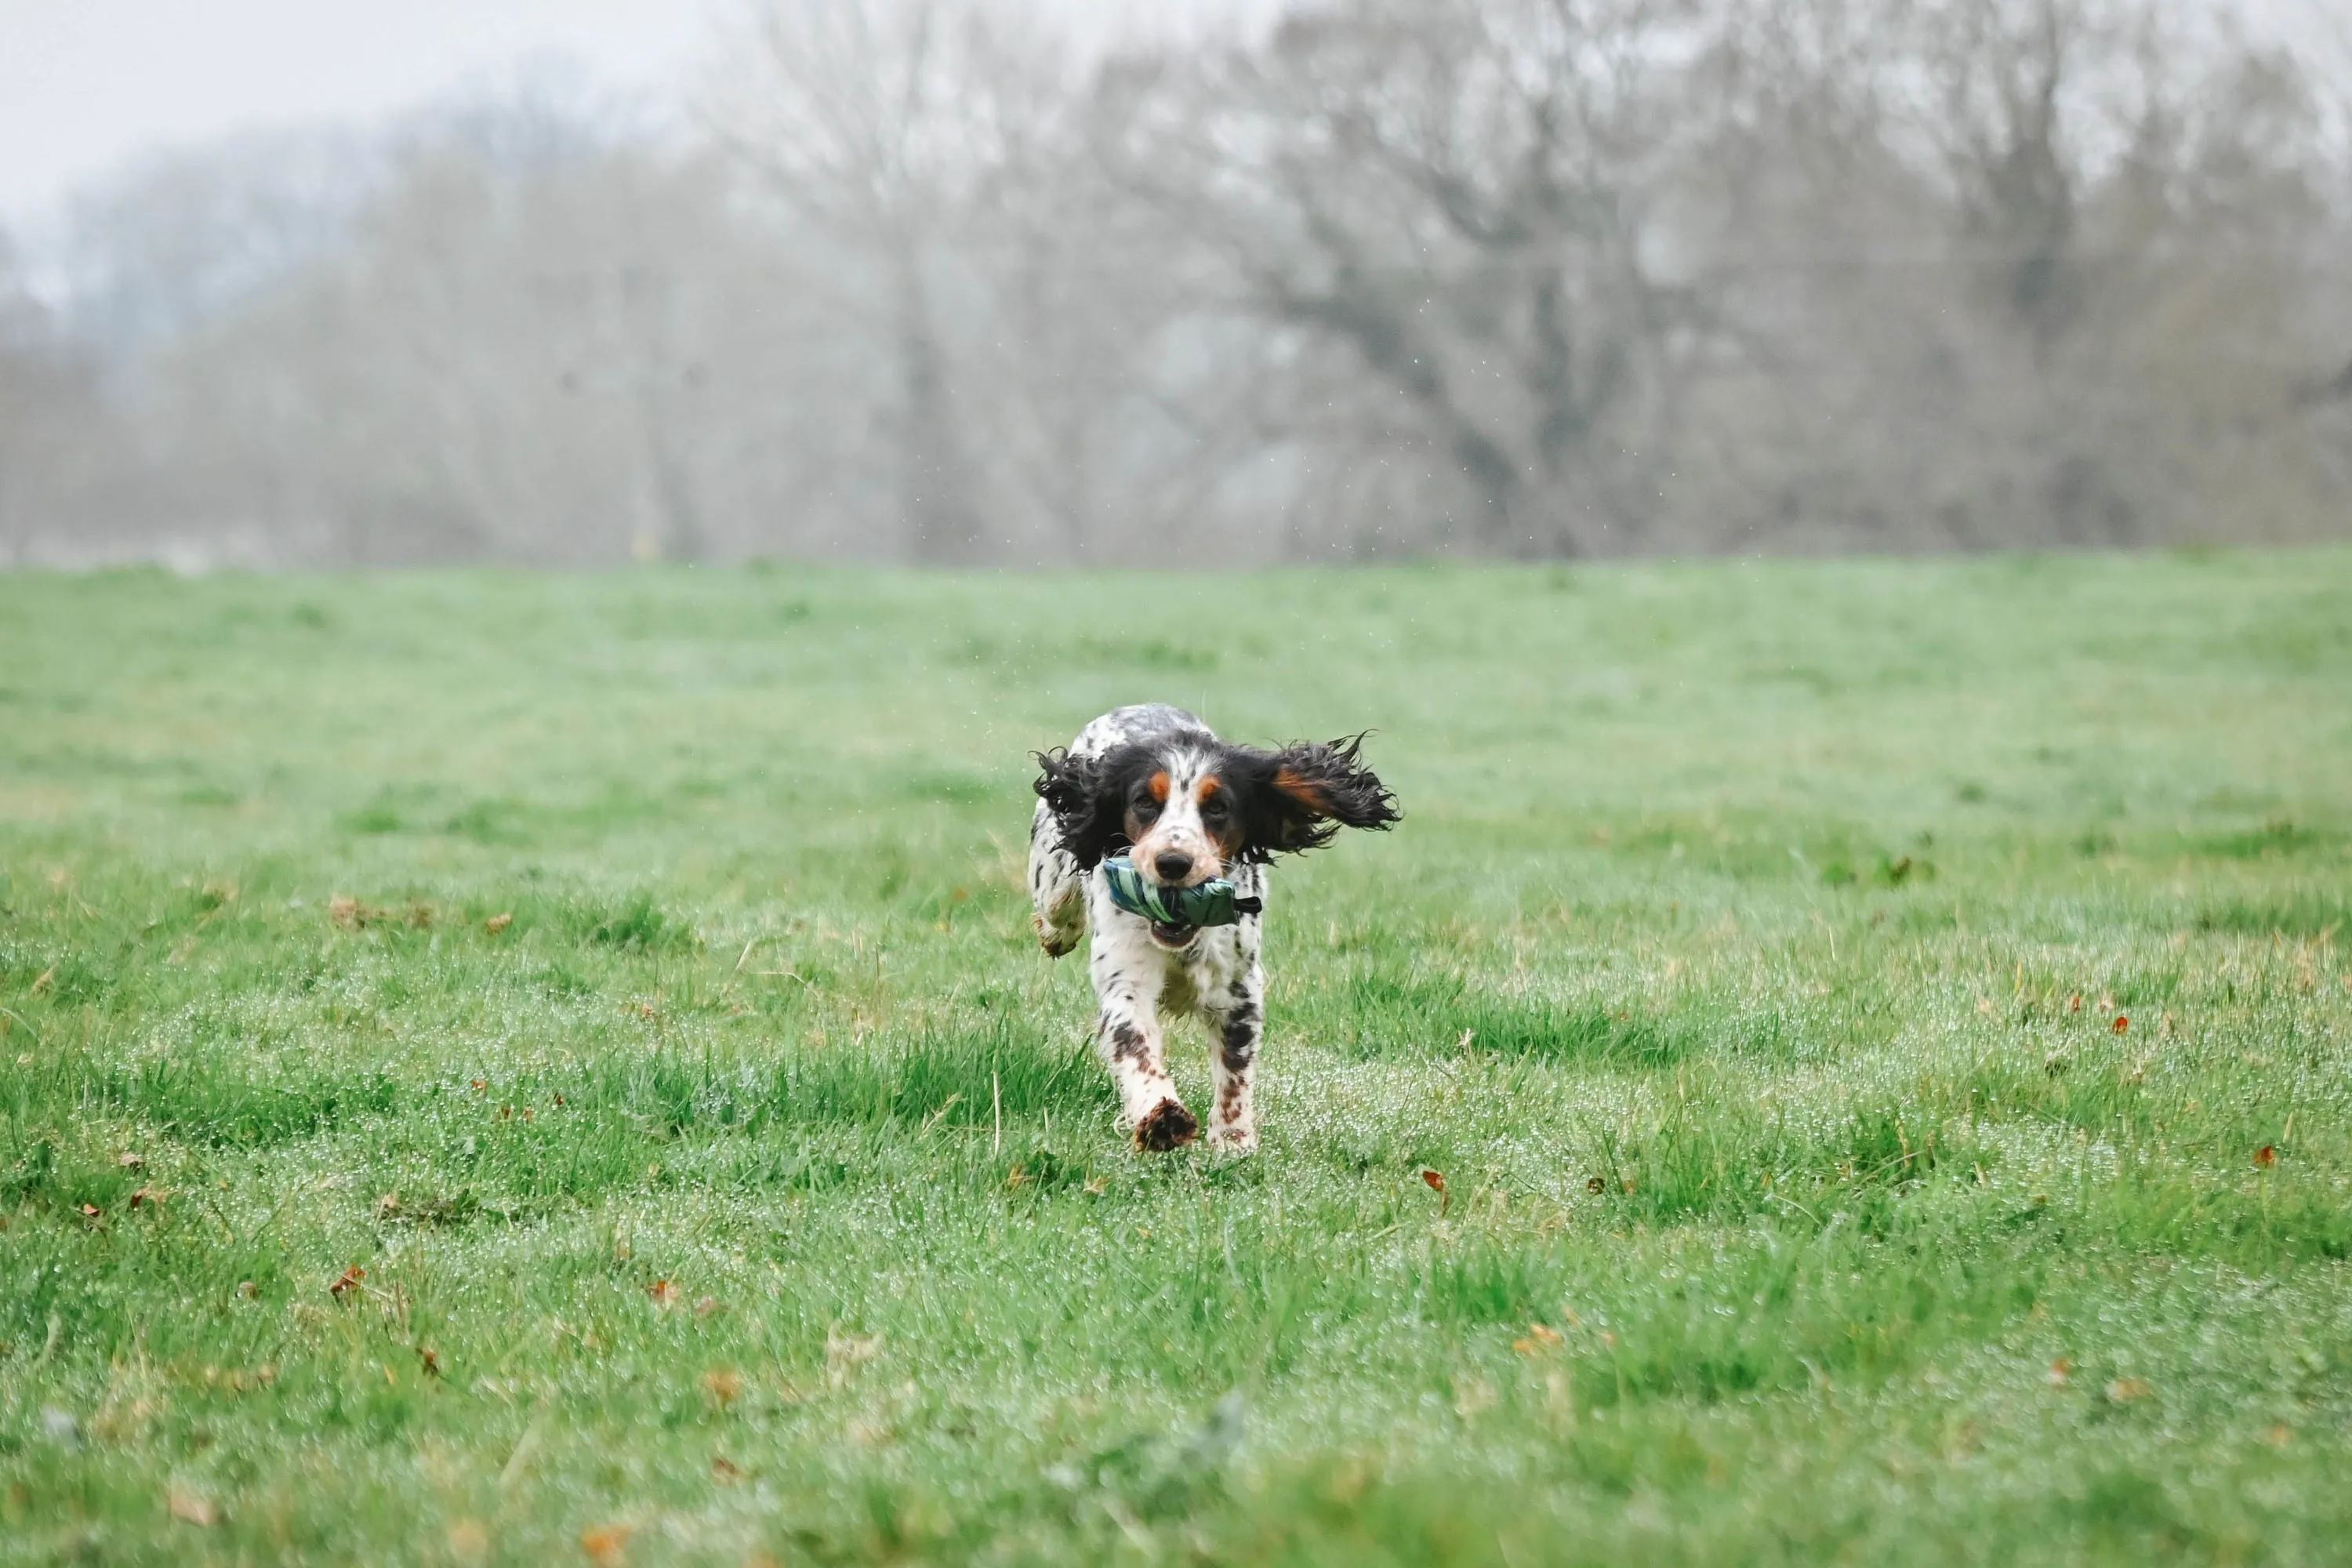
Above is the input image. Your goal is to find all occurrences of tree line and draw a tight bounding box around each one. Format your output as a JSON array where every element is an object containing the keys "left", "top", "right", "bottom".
[{"left": 3, "top": 0, "right": 2348, "bottom": 568}]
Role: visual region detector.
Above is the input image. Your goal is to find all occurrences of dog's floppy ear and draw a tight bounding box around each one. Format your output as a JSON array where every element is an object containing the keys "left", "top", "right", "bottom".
[
  {"left": 1034, "top": 746, "right": 1130, "bottom": 869},
  {"left": 1240, "top": 733, "right": 1400, "bottom": 857}
]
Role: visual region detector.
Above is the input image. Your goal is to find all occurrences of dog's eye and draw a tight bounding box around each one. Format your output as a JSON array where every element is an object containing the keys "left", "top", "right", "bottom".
[{"left": 1201, "top": 797, "right": 1230, "bottom": 822}]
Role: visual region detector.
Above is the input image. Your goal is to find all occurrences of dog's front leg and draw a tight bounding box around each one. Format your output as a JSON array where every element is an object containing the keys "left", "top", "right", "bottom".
[{"left": 1090, "top": 919, "right": 1196, "bottom": 1152}]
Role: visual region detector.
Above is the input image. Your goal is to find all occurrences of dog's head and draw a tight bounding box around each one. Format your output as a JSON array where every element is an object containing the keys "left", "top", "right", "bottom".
[{"left": 1035, "top": 731, "right": 1399, "bottom": 888}]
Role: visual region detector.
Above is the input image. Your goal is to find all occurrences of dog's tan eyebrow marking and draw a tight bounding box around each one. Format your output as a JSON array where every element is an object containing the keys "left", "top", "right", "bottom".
[
  {"left": 1196, "top": 776, "right": 1221, "bottom": 804},
  {"left": 1149, "top": 771, "right": 1171, "bottom": 804}
]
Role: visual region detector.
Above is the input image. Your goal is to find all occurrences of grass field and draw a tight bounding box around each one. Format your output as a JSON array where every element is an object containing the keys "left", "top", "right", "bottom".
[{"left": 2, "top": 551, "right": 2350, "bottom": 1565}]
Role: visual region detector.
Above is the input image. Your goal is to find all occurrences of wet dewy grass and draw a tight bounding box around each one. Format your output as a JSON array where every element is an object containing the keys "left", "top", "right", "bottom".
[{"left": 3, "top": 552, "right": 2351, "bottom": 1565}]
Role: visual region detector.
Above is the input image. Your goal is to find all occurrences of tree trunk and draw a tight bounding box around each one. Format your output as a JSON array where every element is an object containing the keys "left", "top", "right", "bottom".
[{"left": 894, "top": 249, "right": 986, "bottom": 564}]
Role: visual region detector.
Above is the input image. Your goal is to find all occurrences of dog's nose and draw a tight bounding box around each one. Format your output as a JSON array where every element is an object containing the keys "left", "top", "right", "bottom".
[{"left": 1153, "top": 851, "right": 1194, "bottom": 884}]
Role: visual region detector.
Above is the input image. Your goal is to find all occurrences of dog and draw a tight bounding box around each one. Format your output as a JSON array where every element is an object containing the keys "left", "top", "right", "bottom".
[{"left": 1028, "top": 704, "right": 1399, "bottom": 1152}]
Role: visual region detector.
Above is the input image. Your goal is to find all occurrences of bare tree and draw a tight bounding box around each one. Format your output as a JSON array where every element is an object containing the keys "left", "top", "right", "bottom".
[
  {"left": 0, "top": 235, "right": 95, "bottom": 561},
  {"left": 706, "top": 0, "right": 1042, "bottom": 562},
  {"left": 1102, "top": 0, "right": 1758, "bottom": 557},
  {"left": 49, "top": 126, "right": 387, "bottom": 379}
]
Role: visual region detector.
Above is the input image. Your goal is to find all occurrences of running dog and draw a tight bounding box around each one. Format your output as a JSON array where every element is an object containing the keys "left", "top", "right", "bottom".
[{"left": 1028, "top": 704, "right": 1399, "bottom": 1152}]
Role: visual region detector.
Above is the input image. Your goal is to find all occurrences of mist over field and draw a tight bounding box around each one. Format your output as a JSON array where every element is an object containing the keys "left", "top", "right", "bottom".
[{"left": 3, "top": 0, "right": 2350, "bottom": 569}]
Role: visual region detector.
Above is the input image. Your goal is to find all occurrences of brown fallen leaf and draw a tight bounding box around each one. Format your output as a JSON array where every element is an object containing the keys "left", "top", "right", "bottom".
[
  {"left": 700, "top": 1368, "right": 743, "bottom": 1406},
  {"left": 31, "top": 964, "right": 56, "bottom": 995},
  {"left": 648, "top": 1279, "right": 681, "bottom": 1309},
  {"left": 2067, "top": 993, "right": 2082, "bottom": 1014},
  {"left": 2254, "top": 1145, "right": 2278, "bottom": 1170},
  {"left": 169, "top": 1490, "right": 218, "bottom": 1526},
  {"left": 446, "top": 1519, "right": 490, "bottom": 1560},
  {"left": 2112, "top": 1014, "right": 2129, "bottom": 1035},
  {"left": 1586, "top": 1175, "right": 1608, "bottom": 1195},
  {"left": 2106, "top": 1377, "right": 2152, "bottom": 1403},
  {"left": 235, "top": 1280, "right": 259, "bottom": 1300},
  {"left": 711, "top": 1455, "right": 744, "bottom": 1483},
  {"left": 485, "top": 912, "right": 514, "bottom": 935},
  {"left": 418, "top": 1347, "right": 441, "bottom": 1377},
  {"left": 329, "top": 1265, "right": 366, "bottom": 1301},
  {"left": 117, "top": 1151, "right": 144, "bottom": 1170},
  {"left": 470, "top": 1079, "right": 487, "bottom": 1094},
  {"left": 129, "top": 1186, "right": 163, "bottom": 1210},
  {"left": 579, "top": 1523, "right": 633, "bottom": 1566},
  {"left": 1512, "top": 1323, "right": 1565, "bottom": 1356},
  {"left": 2047, "top": 1358, "right": 2073, "bottom": 1386},
  {"left": 78, "top": 1203, "right": 103, "bottom": 1225},
  {"left": 378, "top": 1192, "right": 401, "bottom": 1217},
  {"left": 1421, "top": 1169, "right": 1450, "bottom": 1215}
]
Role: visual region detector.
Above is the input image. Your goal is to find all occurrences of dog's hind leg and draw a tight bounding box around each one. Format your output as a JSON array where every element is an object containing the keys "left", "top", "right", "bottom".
[
  {"left": 1027, "top": 799, "right": 1087, "bottom": 957},
  {"left": 1203, "top": 979, "right": 1262, "bottom": 1154},
  {"left": 1202, "top": 867, "right": 1267, "bottom": 1153}
]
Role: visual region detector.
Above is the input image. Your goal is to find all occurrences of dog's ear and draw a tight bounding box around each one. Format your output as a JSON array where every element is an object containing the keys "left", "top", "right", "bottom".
[
  {"left": 1238, "top": 733, "right": 1400, "bottom": 857},
  {"left": 1033, "top": 746, "right": 1130, "bottom": 869}
]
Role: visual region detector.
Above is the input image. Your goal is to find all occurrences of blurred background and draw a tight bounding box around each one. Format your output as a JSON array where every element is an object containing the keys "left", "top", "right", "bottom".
[{"left": 2, "top": 0, "right": 2347, "bottom": 571}]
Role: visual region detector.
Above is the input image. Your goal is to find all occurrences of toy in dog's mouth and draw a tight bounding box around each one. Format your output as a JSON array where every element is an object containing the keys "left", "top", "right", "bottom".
[{"left": 1102, "top": 856, "right": 1261, "bottom": 942}]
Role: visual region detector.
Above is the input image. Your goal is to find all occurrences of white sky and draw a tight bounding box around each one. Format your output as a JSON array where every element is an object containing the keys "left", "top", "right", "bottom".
[
  {"left": 0, "top": 2, "right": 700, "bottom": 226},
  {"left": 0, "top": 0, "right": 1286, "bottom": 230},
  {"left": 0, "top": 0, "right": 2336, "bottom": 231}
]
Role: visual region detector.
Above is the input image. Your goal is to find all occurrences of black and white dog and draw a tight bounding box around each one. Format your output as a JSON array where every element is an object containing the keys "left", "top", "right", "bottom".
[{"left": 1029, "top": 705, "right": 1398, "bottom": 1152}]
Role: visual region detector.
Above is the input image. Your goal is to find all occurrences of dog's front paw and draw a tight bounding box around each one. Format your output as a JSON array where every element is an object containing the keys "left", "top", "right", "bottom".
[{"left": 1133, "top": 1098, "right": 1200, "bottom": 1152}]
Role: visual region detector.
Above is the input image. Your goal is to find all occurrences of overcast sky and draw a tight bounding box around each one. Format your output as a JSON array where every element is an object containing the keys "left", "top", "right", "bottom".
[
  {"left": 0, "top": 0, "right": 2336, "bottom": 232},
  {"left": 0, "top": 0, "right": 1289, "bottom": 230},
  {"left": 0, "top": 2, "right": 687, "bottom": 227}
]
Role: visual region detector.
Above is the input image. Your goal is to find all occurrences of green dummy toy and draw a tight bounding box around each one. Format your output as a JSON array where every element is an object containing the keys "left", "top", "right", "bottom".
[{"left": 1100, "top": 856, "right": 1262, "bottom": 929}]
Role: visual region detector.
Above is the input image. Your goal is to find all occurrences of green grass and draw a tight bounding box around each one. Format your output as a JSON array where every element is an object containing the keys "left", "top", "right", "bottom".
[{"left": 2, "top": 551, "right": 2350, "bottom": 1565}]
